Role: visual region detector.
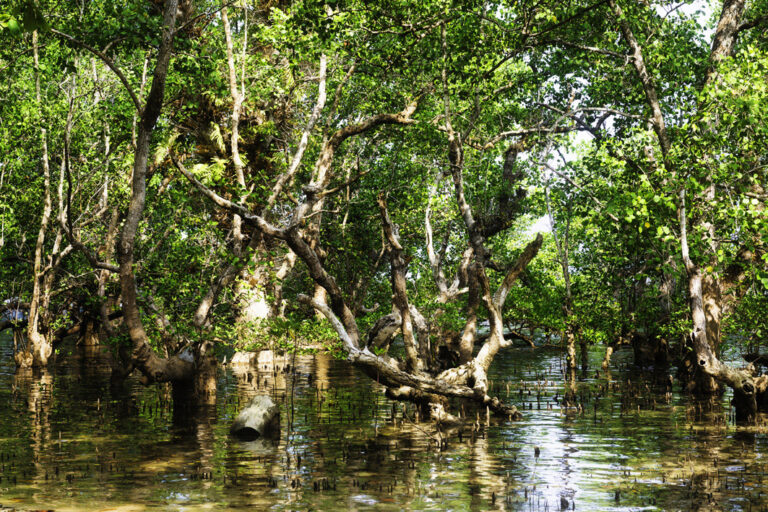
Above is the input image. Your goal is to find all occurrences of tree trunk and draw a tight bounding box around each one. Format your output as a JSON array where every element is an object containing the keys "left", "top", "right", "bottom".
[
  {"left": 116, "top": 0, "right": 194, "bottom": 385},
  {"left": 457, "top": 263, "right": 479, "bottom": 364},
  {"left": 312, "top": 284, "right": 328, "bottom": 321},
  {"left": 580, "top": 336, "right": 588, "bottom": 372},
  {"left": 378, "top": 194, "right": 422, "bottom": 373},
  {"left": 80, "top": 320, "right": 100, "bottom": 347},
  {"left": 602, "top": 344, "right": 614, "bottom": 370},
  {"left": 270, "top": 249, "right": 297, "bottom": 317},
  {"left": 611, "top": 0, "right": 757, "bottom": 419},
  {"left": 24, "top": 30, "right": 54, "bottom": 368}
]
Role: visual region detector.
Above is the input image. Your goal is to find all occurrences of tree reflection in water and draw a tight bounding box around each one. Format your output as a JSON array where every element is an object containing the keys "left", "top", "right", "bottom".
[{"left": 2, "top": 336, "right": 768, "bottom": 511}]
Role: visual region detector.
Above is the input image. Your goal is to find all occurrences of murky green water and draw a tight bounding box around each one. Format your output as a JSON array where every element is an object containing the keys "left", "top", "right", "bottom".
[{"left": 2, "top": 332, "right": 768, "bottom": 511}]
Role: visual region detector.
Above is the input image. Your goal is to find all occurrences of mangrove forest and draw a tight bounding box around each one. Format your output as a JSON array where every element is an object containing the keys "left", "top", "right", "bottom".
[{"left": 1, "top": 0, "right": 768, "bottom": 509}]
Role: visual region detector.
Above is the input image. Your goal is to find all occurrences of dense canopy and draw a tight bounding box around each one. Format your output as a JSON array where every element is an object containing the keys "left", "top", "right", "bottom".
[{"left": 1, "top": 0, "right": 768, "bottom": 422}]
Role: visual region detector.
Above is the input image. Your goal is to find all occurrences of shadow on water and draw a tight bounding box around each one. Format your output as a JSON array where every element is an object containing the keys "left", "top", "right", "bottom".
[{"left": 3, "top": 331, "right": 768, "bottom": 511}]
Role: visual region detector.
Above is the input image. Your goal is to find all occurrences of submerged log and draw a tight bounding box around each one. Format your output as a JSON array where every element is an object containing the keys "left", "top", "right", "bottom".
[{"left": 230, "top": 395, "right": 280, "bottom": 440}]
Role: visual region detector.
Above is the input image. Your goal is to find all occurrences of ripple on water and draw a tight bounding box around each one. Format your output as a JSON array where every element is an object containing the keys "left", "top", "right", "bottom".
[{"left": 0, "top": 334, "right": 766, "bottom": 511}]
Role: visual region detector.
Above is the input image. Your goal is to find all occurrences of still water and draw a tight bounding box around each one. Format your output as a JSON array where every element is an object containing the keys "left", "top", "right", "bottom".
[{"left": 2, "top": 332, "right": 768, "bottom": 511}]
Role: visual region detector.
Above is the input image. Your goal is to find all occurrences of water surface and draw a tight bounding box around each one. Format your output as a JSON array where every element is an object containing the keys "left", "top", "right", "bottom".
[{"left": 1, "top": 332, "right": 767, "bottom": 511}]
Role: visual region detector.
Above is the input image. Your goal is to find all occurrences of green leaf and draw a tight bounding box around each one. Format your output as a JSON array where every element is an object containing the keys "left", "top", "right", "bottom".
[{"left": 6, "top": 16, "right": 21, "bottom": 33}]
